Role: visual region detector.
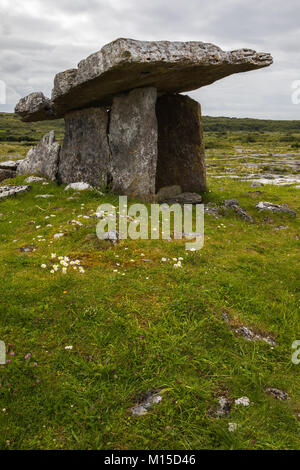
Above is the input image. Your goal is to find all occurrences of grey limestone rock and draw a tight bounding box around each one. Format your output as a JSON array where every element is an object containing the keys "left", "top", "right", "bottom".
[
  {"left": 0, "top": 185, "right": 31, "bottom": 200},
  {"left": 58, "top": 107, "right": 110, "bottom": 187},
  {"left": 17, "top": 131, "right": 60, "bottom": 181},
  {"left": 15, "top": 38, "right": 273, "bottom": 121},
  {"left": 109, "top": 87, "right": 158, "bottom": 198}
]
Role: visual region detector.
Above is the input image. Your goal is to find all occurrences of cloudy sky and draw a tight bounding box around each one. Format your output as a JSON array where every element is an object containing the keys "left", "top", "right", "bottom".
[{"left": 0, "top": 0, "right": 299, "bottom": 119}]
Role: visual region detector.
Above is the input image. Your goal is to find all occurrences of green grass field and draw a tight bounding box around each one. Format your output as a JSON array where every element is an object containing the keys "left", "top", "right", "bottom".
[{"left": 0, "top": 114, "right": 299, "bottom": 450}]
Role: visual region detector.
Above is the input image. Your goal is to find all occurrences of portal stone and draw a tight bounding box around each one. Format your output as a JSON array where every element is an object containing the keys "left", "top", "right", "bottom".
[
  {"left": 109, "top": 87, "right": 158, "bottom": 198},
  {"left": 57, "top": 107, "right": 110, "bottom": 187},
  {"left": 17, "top": 131, "right": 60, "bottom": 181},
  {"left": 155, "top": 94, "right": 206, "bottom": 193}
]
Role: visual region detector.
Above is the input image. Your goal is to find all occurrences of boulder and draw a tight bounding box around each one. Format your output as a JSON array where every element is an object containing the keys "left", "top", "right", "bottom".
[
  {"left": 58, "top": 107, "right": 110, "bottom": 187},
  {"left": 15, "top": 92, "right": 57, "bottom": 122},
  {"left": 17, "top": 131, "right": 60, "bottom": 181},
  {"left": 109, "top": 87, "right": 158, "bottom": 198},
  {"left": 156, "top": 94, "right": 206, "bottom": 193},
  {"left": 15, "top": 38, "right": 273, "bottom": 121}
]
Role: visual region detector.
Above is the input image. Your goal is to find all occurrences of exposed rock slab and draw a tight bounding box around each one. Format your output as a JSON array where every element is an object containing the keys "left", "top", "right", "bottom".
[
  {"left": 17, "top": 131, "right": 60, "bottom": 181},
  {"left": 265, "top": 388, "right": 290, "bottom": 401},
  {"left": 109, "top": 87, "right": 158, "bottom": 198},
  {"left": 0, "top": 161, "right": 19, "bottom": 170},
  {"left": 15, "top": 38, "right": 273, "bottom": 121},
  {"left": 256, "top": 201, "right": 296, "bottom": 217},
  {"left": 65, "top": 182, "right": 92, "bottom": 191},
  {"left": 156, "top": 94, "right": 206, "bottom": 193},
  {"left": 0, "top": 185, "right": 31, "bottom": 200},
  {"left": 58, "top": 107, "right": 109, "bottom": 187},
  {"left": 25, "top": 176, "right": 46, "bottom": 183}
]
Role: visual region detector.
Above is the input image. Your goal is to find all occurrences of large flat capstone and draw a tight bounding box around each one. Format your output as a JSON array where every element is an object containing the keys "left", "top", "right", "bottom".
[{"left": 15, "top": 38, "right": 273, "bottom": 121}]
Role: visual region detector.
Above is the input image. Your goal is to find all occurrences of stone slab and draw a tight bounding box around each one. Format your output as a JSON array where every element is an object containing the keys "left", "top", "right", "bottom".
[
  {"left": 17, "top": 131, "right": 60, "bottom": 181},
  {"left": 109, "top": 87, "right": 158, "bottom": 198},
  {"left": 57, "top": 107, "right": 110, "bottom": 187},
  {"left": 0, "top": 185, "right": 31, "bottom": 200},
  {"left": 15, "top": 38, "right": 273, "bottom": 121},
  {"left": 156, "top": 94, "right": 206, "bottom": 193}
]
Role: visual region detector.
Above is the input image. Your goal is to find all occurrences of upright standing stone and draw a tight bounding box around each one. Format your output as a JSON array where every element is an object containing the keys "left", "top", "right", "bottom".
[
  {"left": 57, "top": 107, "right": 110, "bottom": 187},
  {"left": 109, "top": 87, "right": 158, "bottom": 198},
  {"left": 17, "top": 131, "right": 60, "bottom": 181},
  {"left": 155, "top": 94, "right": 207, "bottom": 193}
]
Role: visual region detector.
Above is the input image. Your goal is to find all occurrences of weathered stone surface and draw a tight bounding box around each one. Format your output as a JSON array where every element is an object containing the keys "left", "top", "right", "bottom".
[
  {"left": 163, "top": 192, "right": 203, "bottom": 205},
  {"left": 58, "top": 107, "right": 110, "bottom": 187},
  {"left": 235, "top": 326, "right": 276, "bottom": 346},
  {"left": 15, "top": 92, "right": 58, "bottom": 122},
  {"left": 131, "top": 391, "right": 163, "bottom": 416},
  {"left": 256, "top": 201, "right": 296, "bottom": 217},
  {"left": 225, "top": 199, "right": 239, "bottom": 207},
  {"left": 265, "top": 388, "right": 290, "bottom": 401},
  {"left": 17, "top": 131, "right": 60, "bottom": 181},
  {"left": 0, "top": 169, "right": 16, "bottom": 182},
  {"left": 15, "top": 38, "right": 273, "bottom": 121},
  {"left": 19, "top": 245, "right": 36, "bottom": 253},
  {"left": 156, "top": 94, "right": 206, "bottom": 193},
  {"left": 25, "top": 176, "right": 46, "bottom": 183},
  {"left": 156, "top": 185, "right": 182, "bottom": 202},
  {"left": 215, "top": 397, "right": 231, "bottom": 417},
  {"left": 65, "top": 182, "right": 92, "bottom": 191},
  {"left": 0, "top": 185, "right": 31, "bottom": 200},
  {"left": 0, "top": 161, "right": 19, "bottom": 170},
  {"left": 109, "top": 87, "right": 158, "bottom": 198}
]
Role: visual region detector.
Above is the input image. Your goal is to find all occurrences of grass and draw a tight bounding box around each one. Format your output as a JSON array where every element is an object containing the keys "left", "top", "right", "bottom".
[{"left": 0, "top": 118, "right": 299, "bottom": 450}]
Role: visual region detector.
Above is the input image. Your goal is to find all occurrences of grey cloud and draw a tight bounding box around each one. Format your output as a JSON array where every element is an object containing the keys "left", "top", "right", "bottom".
[{"left": 0, "top": 0, "right": 299, "bottom": 119}]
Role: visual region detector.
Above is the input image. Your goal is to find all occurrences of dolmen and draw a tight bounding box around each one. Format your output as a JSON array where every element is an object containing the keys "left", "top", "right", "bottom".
[{"left": 15, "top": 38, "right": 273, "bottom": 199}]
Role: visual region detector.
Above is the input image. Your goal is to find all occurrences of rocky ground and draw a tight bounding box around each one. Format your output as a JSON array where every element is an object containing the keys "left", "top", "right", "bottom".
[{"left": 0, "top": 130, "right": 299, "bottom": 450}]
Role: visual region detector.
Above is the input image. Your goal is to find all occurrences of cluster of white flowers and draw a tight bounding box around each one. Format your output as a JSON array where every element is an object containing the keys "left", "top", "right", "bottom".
[
  {"left": 160, "top": 257, "right": 184, "bottom": 268},
  {"left": 40, "top": 254, "right": 85, "bottom": 274}
]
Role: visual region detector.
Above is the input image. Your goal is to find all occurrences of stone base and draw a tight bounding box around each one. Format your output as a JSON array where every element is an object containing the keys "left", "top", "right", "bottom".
[{"left": 24, "top": 87, "right": 207, "bottom": 198}]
